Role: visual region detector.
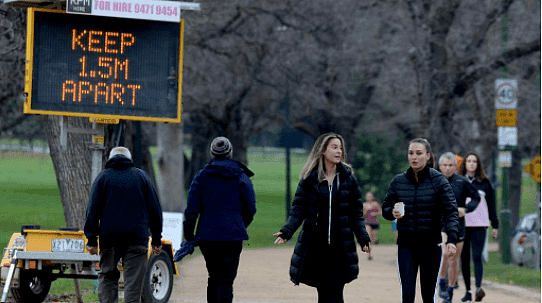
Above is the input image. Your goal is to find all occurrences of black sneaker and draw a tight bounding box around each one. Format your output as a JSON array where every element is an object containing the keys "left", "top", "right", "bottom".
[
  {"left": 475, "top": 288, "right": 485, "bottom": 302},
  {"left": 461, "top": 292, "right": 472, "bottom": 302},
  {"left": 443, "top": 290, "right": 453, "bottom": 303},
  {"left": 439, "top": 283, "right": 449, "bottom": 300}
]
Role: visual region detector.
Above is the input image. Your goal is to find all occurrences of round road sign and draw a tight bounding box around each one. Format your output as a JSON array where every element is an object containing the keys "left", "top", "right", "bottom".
[{"left": 495, "top": 79, "right": 517, "bottom": 109}]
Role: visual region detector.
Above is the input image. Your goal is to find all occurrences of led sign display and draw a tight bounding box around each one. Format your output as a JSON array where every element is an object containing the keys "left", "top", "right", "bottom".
[{"left": 24, "top": 8, "right": 183, "bottom": 122}]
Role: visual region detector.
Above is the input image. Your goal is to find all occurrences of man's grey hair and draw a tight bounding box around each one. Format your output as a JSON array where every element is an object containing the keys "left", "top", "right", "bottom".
[
  {"left": 109, "top": 147, "right": 132, "bottom": 160},
  {"left": 438, "top": 152, "right": 457, "bottom": 165}
]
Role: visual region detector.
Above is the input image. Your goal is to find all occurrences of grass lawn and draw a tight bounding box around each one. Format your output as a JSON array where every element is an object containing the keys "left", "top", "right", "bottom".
[
  {"left": 0, "top": 147, "right": 540, "bottom": 296},
  {"left": 483, "top": 251, "right": 541, "bottom": 290},
  {"left": 0, "top": 151, "right": 65, "bottom": 247}
]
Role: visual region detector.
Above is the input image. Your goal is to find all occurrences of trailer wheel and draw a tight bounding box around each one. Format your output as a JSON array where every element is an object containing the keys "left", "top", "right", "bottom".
[
  {"left": 141, "top": 251, "right": 174, "bottom": 303},
  {"left": 11, "top": 270, "right": 52, "bottom": 303}
]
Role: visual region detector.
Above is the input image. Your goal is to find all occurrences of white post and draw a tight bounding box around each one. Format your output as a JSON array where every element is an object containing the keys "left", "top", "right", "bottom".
[{"left": 90, "top": 123, "right": 105, "bottom": 183}]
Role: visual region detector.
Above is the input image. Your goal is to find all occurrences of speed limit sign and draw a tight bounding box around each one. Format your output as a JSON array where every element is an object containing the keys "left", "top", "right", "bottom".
[{"left": 495, "top": 79, "right": 517, "bottom": 109}]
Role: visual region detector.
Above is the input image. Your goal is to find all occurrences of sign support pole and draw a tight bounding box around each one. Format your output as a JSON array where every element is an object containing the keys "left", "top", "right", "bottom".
[
  {"left": 536, "top": 184, "right": 541, "bottom": 270},
  {"left": 89, "top": 122, "right": 105, "bottom": 183},
  {"left": 500, "top": 164, "right": 511, "bottom": 263},
  {"left": 496, "top": 3, "right": 514, "bottom": 263},
  {"left": 284, "top": 88, "right": 291, "bottom": 221}
]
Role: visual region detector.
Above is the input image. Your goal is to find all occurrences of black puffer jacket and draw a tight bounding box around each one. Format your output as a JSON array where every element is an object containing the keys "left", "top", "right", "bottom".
[
  {"left": 447, "top": 174, "right": 480, "bottom": 212},
  {"left": 382, "top": 166, "right": 459, "bottom": 248},
  {"left": 279, "top": 163, "right": 370, "bottom": 285}
]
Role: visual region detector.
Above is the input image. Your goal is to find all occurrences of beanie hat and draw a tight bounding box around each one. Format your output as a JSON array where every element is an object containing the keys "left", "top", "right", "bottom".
[{"left": 210, "top": 137, "right": 232, "bottom": 158}]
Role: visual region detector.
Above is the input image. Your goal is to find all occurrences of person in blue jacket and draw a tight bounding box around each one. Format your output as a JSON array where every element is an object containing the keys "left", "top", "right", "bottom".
[
  {"left": 183, "top": 136, "right": 257, "bottom": 303},
  {"left": 84, "top": 146, "right": 163, "bottom": 303}
]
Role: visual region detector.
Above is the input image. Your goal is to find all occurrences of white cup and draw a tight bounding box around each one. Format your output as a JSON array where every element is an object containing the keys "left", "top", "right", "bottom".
[{"left": 394, "top": 202, "right": 405, "bottom": 216}]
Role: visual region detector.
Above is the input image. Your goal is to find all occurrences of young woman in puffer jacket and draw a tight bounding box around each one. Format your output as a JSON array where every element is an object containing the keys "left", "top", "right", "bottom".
[
  {"left": 274, "top": 133, "right": 371, "bottom": 303},
  {"left": 382, "top": 138, "right": 459, "bottom": 303}
]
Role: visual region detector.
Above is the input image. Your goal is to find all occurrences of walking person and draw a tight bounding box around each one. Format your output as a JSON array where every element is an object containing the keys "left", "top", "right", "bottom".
[
  {"left": 273, "top": 133, "right": 371, "bottom": 303},
  {"left": 437, "top": 152, "right": 481, "bottom": 303},
  {"left": 183, "top": 137, "right": 257, "bottom": 303},
  {"left": 382, "top": 138, "right": 459, "bottom": 303},
  {"left": 363, "top": 191, "right": 382, "bottom": 247},
  {"left": 458, "top": 152, "right": 499, "bottom": 302},
  {"left": 84, "top": 147, "right": 163, "bottom": 303}
]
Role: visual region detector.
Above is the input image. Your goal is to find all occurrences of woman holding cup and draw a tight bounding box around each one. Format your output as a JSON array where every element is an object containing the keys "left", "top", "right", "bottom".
[{"left": 382, "top": 138, "right": 459, "bottom": 303}]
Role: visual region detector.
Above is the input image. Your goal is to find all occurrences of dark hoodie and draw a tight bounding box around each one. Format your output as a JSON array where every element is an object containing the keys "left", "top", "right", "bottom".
[
  {"left": 84, "top": 155, "right": 163, "bottom": 249},
  {"left": 183, "top": 158, "right": 257, "bottom": 242}
]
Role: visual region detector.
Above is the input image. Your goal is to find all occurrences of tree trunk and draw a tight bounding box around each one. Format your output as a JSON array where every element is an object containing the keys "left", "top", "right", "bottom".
[
  {"left": 42, "top": 116, "right": 91, "bottom": 303},
  {"left": 43, "top": 116, "right": 93, "bottom": 229},
  {"left": 103, "top": 121, "right": 157, "bottom": 186},
  {"left": 185, "top": 113, "right": 212, "bottom": 189},
  {"left": 156, "top": 122, "right": 185, "bottom": 212},
  {"left": 228, "top": 131, "right": 248, "bottom": 166},
  {"left": 122, "top": 121, "right": 157, "bottom": 185}
]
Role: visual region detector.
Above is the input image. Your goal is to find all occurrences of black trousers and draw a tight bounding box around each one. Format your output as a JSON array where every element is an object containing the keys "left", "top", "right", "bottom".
[
  {"left": 199, "top": 241, "right": 243, "bottom": 303},
  {"left": 397, "top": 245, "right": 442, "bottom": 303},
  {"left": 316, "top": 284, "right": 345, "bottom": 303},
  {"left": 461, "top": 227, "right": 487, "bottom": 290},
  {"left": 302, "top": 238, "right": 346, "bottom": 303}
]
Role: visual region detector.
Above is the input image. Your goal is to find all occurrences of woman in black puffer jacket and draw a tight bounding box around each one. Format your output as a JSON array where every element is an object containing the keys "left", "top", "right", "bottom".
[
  {"left": 382, "top": 138, "right": 459, "bottom": 303},
  {"left": 274, "top": 133, "right": 371, "bottom": 303}
]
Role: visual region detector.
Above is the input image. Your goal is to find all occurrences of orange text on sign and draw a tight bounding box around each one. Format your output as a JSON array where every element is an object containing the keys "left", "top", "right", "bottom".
[
  {"left": 72, "top": 30, "right": 135, "bottom": 54},
  {"left": 78, "top": 56, "right": 129, "bottom": 80},
  {"left": 61, "top": 80, "right": 141, "bottom": 106}
]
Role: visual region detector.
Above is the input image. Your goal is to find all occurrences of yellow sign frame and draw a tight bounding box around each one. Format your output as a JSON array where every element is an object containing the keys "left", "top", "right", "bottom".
[{"left": 23, "top": 7, "right": 184, "bottom": 123}]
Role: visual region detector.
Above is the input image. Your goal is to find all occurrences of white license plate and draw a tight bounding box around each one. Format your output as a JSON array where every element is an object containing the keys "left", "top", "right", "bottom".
[{"left": 51, "top": 239, "right": 85, "bottom": 253}]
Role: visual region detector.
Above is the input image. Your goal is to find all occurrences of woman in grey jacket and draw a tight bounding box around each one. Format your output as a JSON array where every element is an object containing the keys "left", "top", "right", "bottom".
[
  {"left": 274, "top": 133, "right": 371, "bottom": 303},
  {"left": 382, "top": 138, "right": 459, "bottom": 303}
]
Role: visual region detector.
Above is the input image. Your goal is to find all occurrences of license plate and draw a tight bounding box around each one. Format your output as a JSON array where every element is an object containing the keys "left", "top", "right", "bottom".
[{"left": 51, "top": 239, "right": 85, "bottom": 253}]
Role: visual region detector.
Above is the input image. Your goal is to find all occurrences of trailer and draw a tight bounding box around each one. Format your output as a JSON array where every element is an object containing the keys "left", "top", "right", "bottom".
[{"left": 1, "top": 225, "right": 177, "bottom": 303}]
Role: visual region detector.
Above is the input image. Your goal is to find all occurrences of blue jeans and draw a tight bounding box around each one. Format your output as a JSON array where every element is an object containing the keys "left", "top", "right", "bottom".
[
  {"left": 98, "top": 245, "right": 148, "bottom": 303},
  {"left": 199, "top": 241, "right": 243, "bottom": 303}
]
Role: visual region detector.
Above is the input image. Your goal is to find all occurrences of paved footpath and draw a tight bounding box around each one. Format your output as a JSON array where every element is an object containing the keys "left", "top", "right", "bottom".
[{"left": 171, "top": 244, "right": 541, "bottom": 303}]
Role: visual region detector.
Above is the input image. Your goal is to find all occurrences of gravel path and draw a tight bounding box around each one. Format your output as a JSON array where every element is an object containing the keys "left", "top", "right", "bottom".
[{"left": 170, "top": 244, "right": 541, "bottom": 303}]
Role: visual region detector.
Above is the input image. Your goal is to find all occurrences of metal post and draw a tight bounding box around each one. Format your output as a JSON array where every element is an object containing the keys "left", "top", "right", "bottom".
[
  {"left": 60, "top": 116, "right": 68, "bottom": 151},
  {"left": 286, "top": 146, "right": 291, "bottom": 220},
  {"left": 1, "top": 251, "right": 18, "bottom": 303},
  {"left": 90, "top": 123, "right": 105, "bottom": 183},
  {"left": 498, "top": 0, "right": 512, "bottom": 265},
  {"left": 500, "top": 166, "right": 511, "bottom": 264},
  {"left": 284, "top": 83, "right": 291, "bottom": 220},
  {"left": 134, "top": 121, "right": 142, "bottom": 168},
  {"left": 536, "top": 184, "right": 541, "bottom": 270}
]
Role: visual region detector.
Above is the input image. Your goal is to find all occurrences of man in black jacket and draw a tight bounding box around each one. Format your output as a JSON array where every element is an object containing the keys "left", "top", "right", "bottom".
[
  {"left": 84, "top": 147, "right": 163, "bottom": 303},
  {"left": 437, "top": 152, "right": 480, "bottom": 303}
]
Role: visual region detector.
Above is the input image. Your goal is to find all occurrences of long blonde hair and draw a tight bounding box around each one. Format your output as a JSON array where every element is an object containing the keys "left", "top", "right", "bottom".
[{"left": 300, "top": 133, "right": 352, "bottom": 182}]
